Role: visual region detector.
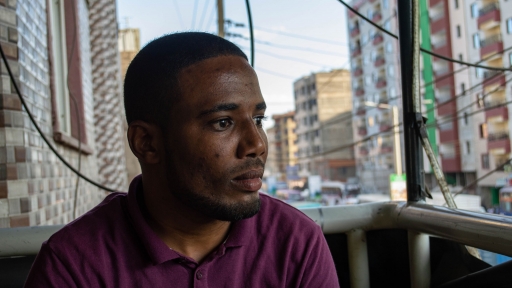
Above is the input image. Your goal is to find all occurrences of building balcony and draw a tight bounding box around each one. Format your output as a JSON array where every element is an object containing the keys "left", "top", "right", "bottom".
[
  {"left": 372, "top": 12, "right": 382, "bottom": 23},
  {"left": 483, "top": 71, "right": 506, "bottom": 89},
  {"left": 379, "top": 122, "right": 392, "bottom": 132},
  {"left": 488, "top": 132, "right": 511, "bottom": 155},
  {"left": 355, "top": 87, "right": 365, "bottom": 97},
  {"left": 478, "top": 2, "right": 500, "bottom": 29},
  {"left": 353, "top": 67, "right": 363, "bottom": 77},
  {"left": 379, "top": 97, "right": 388, "bottom": 104},
  {"left": 429, "top": 0, "right": 443, "bottom": 7},
  {"left": 441, "top": 155, "right": 461, "bottom": 172},
  {"left": 351, "top": 47, "right": 362, "bottom": 57},
  {"left": 359, "top": 146, "right": 369, "bottom": 155},
  {"left": 349, "top": 10, "right": 356, "bottom": 19},
  {"left": 358, "top": 126, "right": 367, "bottom": 136},
  {"left": 373, "top": 33, "right": 384, "bottom": 45},
  {"left": 376, "top": 77, "right": 387, "bottom": 89},
  {"left": 439, "top": 120, "right": 459, "bottom": 143},
  {"left": 380, "top": 144, "right": 393, "bottom": 154},
  {"left": 356, "top": 106, "right": 366, "bottom": 116},
  {"left": 350, "top": 27, "right": 360, "bottom": 37},
  {"left": 436, "top": 100, "right": 456, "bottom": 117},
  {"left": 430, "top": 15, "right": 449, "bottom": 35},
  {"left": 484, "top": 101, "right": 508, "bottom": 122},
  {"left": 374, "top": 56, "right": 385, "bottom": 67},
  {"left": 480, "top": 35, "right": 503, "bottom": 59}
]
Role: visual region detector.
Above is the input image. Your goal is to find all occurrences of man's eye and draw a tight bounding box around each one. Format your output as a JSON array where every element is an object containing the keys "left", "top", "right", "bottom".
[
  {"left": 253, "top": 116, "right": 268, "bottom": 127},
  {"left": 212, "top": 119, "right": 233, "bottom": 131}
]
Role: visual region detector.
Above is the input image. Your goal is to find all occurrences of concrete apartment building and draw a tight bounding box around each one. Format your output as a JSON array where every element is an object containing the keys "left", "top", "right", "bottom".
[
  {"left": 266, "top": 112, "right": 298, "bottom": 180},
  {"left": 348, "top": 0, "right": 512, "bottom": 205},
  {"left": 0, "top": 0, "right": 128, "bottom": 227},
  {"left": 347, "top": 0, "right": 403, "bottom": 193},
  {"left": 461, "top": 0, "right": 512, "bottom": 205},
  {"left": 294, "top": 69, "right": 356, "bottom": 181}
]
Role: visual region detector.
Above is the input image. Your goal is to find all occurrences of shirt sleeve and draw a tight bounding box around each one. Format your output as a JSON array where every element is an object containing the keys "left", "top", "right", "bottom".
[
  {"left": 300, "top": 225, "right": 340, "bottom": 288},
  {"left": 24, "top": 242, "right": 78, "bottom": 288}
]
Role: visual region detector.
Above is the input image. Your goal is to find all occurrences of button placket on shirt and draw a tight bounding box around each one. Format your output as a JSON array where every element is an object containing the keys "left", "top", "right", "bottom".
[{"left": 196, "top": 269, "right": 204, "bottom": 280}]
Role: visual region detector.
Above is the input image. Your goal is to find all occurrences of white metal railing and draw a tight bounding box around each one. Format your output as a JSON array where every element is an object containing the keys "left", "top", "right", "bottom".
[{"left": 1, "top": 202, "right": 512, "bottom": 287}]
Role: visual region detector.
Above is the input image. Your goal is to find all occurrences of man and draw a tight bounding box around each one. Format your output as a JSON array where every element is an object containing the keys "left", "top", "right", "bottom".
[{"left": 25, "top": 32, "right": 339, "bottom": 287}]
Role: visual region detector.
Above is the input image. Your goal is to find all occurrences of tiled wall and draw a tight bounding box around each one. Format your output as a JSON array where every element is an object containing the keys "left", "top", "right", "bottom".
[
  {"left": 0, "top": 0, "right": 114, "bottom": 228},
  {"left": 89, "top": 0, "right": 129, "bottom": 191}
]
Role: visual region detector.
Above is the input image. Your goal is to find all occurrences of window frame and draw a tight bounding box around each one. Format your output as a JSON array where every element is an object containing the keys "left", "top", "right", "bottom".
[{"left": 47, "top": 0, "right": 91, "bottom": 153}]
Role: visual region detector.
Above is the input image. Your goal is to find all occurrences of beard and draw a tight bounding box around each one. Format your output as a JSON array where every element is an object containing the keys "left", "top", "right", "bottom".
[{"left": 164, "top": 148, "right": 262, "bottom": 222}]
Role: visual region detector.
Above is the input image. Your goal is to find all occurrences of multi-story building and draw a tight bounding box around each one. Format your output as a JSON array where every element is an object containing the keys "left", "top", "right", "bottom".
[
  {"left": 118, "top": 28, "right": 141, "bottom": 182},
  {"left": 294, "top": 69, "right": 356, "bottom": 181},
  {"left": 461, "top": 0, "right": 512, "bottom": 206},
  {"left": 348, "top": 0, "right": 512, "bottom": 205},
  {"left": 268, "top": 111, "right": 298, "bottom": 180},
  {"left": 0, "top": 0, "right": 128, "bottom": 227},
  {"left": 347, "top": 0, "right": 403, "bottom": 193}
]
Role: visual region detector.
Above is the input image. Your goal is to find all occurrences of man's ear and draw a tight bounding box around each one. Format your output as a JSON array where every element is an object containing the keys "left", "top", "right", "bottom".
[{"left": 127, "top": 121, "right": 162, "bottom": 164}]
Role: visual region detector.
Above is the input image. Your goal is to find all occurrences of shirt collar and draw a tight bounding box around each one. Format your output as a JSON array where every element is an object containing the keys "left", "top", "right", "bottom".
[
  {"left": 127, "top": 175, "right": 258, "bottom": 262},
  {"left": 127, "top": 175, "right": 181, "bottom": 265}
]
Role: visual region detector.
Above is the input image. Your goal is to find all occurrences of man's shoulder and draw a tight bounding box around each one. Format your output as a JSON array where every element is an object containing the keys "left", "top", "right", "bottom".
[
  {"left": 46, "top": 192, "right": 129, "bottom": 249},
  {"left": 257, "top": 193, "right": 320, "bottom": 233}
]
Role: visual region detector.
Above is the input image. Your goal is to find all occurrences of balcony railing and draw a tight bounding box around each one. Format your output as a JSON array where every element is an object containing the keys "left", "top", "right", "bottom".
[
  {"left": 479, "top": 2, "right": 499, "bottom": 17},
  {"left": 480, "top": 34, "right": 502, "bottom": 48},
  {"left": 484, "top": 99, "right": 506, "bottom": 108},
  {"left": 350, "top": 26, "right": 360, "bottom": 37},
  {"left": 358, "top": 126, "right": 367, "bottom": 136},
  {"left": 373, "top": 33, "right": 384, "bottom": 45},
  {"left": 483, "top": 70, "right": 501, "bottom": 80},
  {"left": 355, "top": 87, "right": 365, "bottom": 96},
  {"left": 371, "top": 12, "right": 382, "bottom": 22},
  {"left": 376, "top": 77, "right": 387, "bottom": 88},
  {"left": 356, "top": 106, "right": 366, "bottom": 115},
  {"left": 374, "top": 56, "right": 385, "bottom": 67},
  {"left": 353, "top": 67, "right": 363, "bottom": 77},
  {"left": 351, "top": 46, "right": 362, "bottom": 57},
  {"left": 488, "top": 132, "right": 509, "bottom": 142}
]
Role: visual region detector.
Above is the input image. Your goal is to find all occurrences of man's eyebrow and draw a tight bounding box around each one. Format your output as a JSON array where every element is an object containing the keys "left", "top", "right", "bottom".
[
  {"left": 198, "top": 103, "right": 239, "bottom": 117},
  {"left": 256, "top": 102, "right": 267, "bottom": 110}
]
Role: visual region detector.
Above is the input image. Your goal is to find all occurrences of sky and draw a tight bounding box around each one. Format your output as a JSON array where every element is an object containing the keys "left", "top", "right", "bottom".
[{"left": 117, "top": 0, "right": 350, "bottom": 127}]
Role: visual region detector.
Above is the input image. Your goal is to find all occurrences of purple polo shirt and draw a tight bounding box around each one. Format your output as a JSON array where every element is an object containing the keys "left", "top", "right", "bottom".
[{"left": 25, "top": 176, "right": 339, "bottom": 287}]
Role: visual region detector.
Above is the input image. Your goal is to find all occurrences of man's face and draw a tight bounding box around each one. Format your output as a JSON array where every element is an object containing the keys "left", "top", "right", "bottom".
[{"left": 163, "top": 55, "right": 268, "bottom": 221}]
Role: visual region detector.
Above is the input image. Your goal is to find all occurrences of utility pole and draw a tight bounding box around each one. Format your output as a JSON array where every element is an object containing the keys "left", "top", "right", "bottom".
[{"left": 217, "top": 0, "right": 224, "bottom": 38}]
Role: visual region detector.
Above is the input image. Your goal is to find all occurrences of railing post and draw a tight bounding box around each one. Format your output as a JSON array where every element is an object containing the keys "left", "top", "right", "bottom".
[
  {"left": 408, "top": 231, "right": 431, "bottom": 288},
  {"left": 346, "top": 229, "right": 370, "bottom": 288}
]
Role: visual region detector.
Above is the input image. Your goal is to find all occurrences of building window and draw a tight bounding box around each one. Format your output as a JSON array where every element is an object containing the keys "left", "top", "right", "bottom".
[
  {"left": 479, "top": 123, "right": 487, "bottom": 138},
  {"left": 509, "top": 53, "right": 512, "bottom": 67},
  {"left": 383, "top": 0, "right": 389, "bottom": 9},
  {"left": 454, "top": 0, "right": 459, "bottom": 9},
  {"left": 476, "top": 94, "right": 484, "bottom": 107},
  {"left": 48, "top": 0, "right": 87, "bottom": 148},
  {"left": 507, "top": 18, "right": 512, "bottom": 34},
  {"left": 466, "top": 141, "right": 471, "bottom": 154},
  {"left": 387, "top": 65, "right": 394, "bottom": 77},
  {"left": 482, "top": 154, "right": 490, "bottom": 169},
  {"left": 368, "top": 117, "right": 374, "bottom": 127},
  {"left": 456, "top": 25, "right": 461, "bottom": 38},
  {"left": 461, "top": 83, "right": 466, "bottom": 95},
  {"left": 386, "top": 41, "right": 393, "bottom": 53},
  {"left": 472, "top": 33, "right": 480, "bottom": 48},
  {"left": 458, "top": 53, "right": 463, "bottom": 62},
  {"left": 471, "top": 3, "right": 479, "bottom": 18},
  {"left": 463, "top": 112, "right": 468, "bottom": 125}
]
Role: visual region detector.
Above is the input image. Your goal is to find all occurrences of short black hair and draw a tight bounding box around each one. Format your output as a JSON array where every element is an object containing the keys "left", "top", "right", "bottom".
[{"left": 123, "top": 32, "right": 248, "bottom": 128}]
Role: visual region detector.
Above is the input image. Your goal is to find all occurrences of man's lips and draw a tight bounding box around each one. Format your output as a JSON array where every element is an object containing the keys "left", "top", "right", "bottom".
[{"left": 231, "top": 169, "right": 263, "bottom": 191}]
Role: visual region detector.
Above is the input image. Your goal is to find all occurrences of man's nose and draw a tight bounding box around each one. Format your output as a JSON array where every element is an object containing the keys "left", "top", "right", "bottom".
[{"left": 236, "top": 120, "right": 266, "bottom": 159}]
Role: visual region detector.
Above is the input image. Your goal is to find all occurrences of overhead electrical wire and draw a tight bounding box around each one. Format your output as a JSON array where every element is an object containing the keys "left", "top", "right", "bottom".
[
  {"left": 245, "top": 0, "right": 254, "bottom": 67},
  {"left": 254, "top": 26, "right": 348, "bottom": 46},
  {"left": 0, "top": 45, "right": 116, "bottom": 193},
  {"left": 337, "top": 0, "right": 512, "bottom": 72},
  {"left": 197, "top": 0, "right": 211, "bottom": 31}
]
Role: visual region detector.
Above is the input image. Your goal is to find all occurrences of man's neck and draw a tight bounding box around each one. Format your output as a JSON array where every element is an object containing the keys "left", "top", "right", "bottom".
[{"left": 139, "top": 180, "right": 231, "bottom": 263}]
